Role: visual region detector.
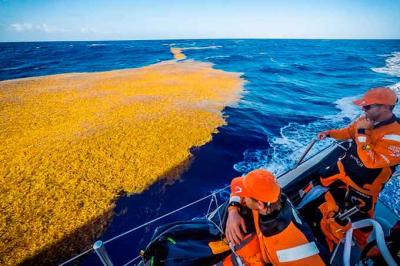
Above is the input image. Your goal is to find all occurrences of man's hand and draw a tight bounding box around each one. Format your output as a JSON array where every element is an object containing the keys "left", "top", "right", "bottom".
[
  {"left": 317, "top": 130, "right": 330, "bottom": 140},
  {"left": 356, "top": 117, "right": 373, "bottom": 130},
  {"left": 225, "top": 207, "right": 247, "bottom": 246}
]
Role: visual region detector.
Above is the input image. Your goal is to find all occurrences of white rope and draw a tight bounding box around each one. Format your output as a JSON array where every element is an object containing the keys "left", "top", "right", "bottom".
[
  {"left": 59, "top": 186, "right": 229, "bottom": 265},
  {"left": 207, "top": 216, "right": 225, "bottom": 235},
  {"left": 103, "top": 186, "right": 229, "bottom": 245},
  {"left": 207, "top": 217, "right": 243, "bottom": 265},
  {"left": 59, "top": 138, "right": 330, "bottom": 265},
  {"left": 206, "top": 194, "right": 243, "bottom": 263},
  {"left": 61, "top": 139, "right": 334, "bottom": 265},
  {"left": 59, "top": 248, "right": 93, "bottom": 266},
  {"left": 122, "top": 255, "right": 141, "bottom": 266},
  {"left": 205, "top": 196, "right": 215, "bottom": 216},
  {"left": 212, "top": 193, "right": 224, "bottom": 230},
  {"left": 60, "top": 139, "right": 337, "bottom": 266},
  {"left": 60, "top": 142, "right": 326, "bottom": 266}
]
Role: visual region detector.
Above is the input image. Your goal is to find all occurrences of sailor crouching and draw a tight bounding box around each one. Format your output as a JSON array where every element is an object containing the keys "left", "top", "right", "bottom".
[{"left": 223, "top": 169, "right": 326, "bottom": 265}]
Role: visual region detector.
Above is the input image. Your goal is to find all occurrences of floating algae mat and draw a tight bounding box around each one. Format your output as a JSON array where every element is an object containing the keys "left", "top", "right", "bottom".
[{"left": 0, "top": 50, "right": 244, "bottom": 265}]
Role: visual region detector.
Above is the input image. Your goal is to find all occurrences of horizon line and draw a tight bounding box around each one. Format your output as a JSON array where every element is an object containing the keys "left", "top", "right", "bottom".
[{"left": 1, "top": 37, "right": 400, "bottom": 43}]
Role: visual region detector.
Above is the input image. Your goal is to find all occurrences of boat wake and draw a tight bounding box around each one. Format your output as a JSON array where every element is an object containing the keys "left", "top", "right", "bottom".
[
  {"left": 233, "top": 96, "right": 358, "bottom": 175},
  {"left": 234, "top": 51, "right": 400, "bottom": 217},
  {"left": 372, "top": 52, "right": 400, "bottom": 77}
]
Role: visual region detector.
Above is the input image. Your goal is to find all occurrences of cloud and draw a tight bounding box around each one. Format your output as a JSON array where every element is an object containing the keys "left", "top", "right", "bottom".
[
  {"left": 11, "top": 23, "right": 33, "bottom": 32},
  {"left": 10, "top": 23, "right": 67, "bottom": 33},
  {"left": 80, "top": 27, "right": 97, "bottom": 33}
]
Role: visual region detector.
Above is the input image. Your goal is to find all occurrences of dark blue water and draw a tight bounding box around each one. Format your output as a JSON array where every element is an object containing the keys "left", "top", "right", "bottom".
[{"left": 1, "top": 39, "right": 400, "bottom": 265}]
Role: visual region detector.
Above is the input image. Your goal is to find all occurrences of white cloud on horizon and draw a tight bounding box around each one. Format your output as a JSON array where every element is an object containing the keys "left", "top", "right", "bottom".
[
  {"left": 11, "top": 23, "right": 33, "bottom": 32},
  {"left": 80, "top": 27, "right": 97, "bottom": 34},
  {"left": 10, "top": 23, "right": 67, "bottom": 33}
]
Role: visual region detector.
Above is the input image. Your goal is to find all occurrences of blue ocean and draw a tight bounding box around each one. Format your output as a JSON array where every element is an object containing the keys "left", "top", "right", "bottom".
[{"left": 1, "top": 39, "right": 399, "bottom": 265}]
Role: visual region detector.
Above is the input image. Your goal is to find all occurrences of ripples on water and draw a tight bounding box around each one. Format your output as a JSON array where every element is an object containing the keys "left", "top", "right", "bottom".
[{"left": 1, "top": 39, "right": 399, "bottom": 264}]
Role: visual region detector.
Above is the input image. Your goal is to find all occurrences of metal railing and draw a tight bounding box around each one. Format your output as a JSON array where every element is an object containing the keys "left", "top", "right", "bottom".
[
  {"left": 343, "top": 219, "right": 397, "bottom": 266},
  {"left": 59, "top": 186, "right": 230, "bottom": 266},
  {"left": 60, "top": 138, "right": 325, "bottom": 266}
]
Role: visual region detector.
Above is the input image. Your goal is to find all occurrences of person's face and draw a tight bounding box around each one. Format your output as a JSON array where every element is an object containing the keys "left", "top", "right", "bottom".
[
  {"left": 362, "top": 104, "right": 388, "bottom": 121},
  {"left": 243, "top": 197, "right": 259, "bottom": 210},
  {"left": 244, "top": 197, "right": 281, "bottom": 214}
]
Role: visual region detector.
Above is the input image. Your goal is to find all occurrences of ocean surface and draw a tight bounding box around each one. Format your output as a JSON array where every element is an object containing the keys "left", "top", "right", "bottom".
[{"left": 1, "top": 39, "right": 400, "bottom": 265}]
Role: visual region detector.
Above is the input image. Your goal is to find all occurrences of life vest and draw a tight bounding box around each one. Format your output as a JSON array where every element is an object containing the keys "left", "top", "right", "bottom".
[
  {"left": 318, "top": 191, "right": 351, "bottom": 251},
  {"left": 220, "top": 233, "right": 264, "bottom": 266},
  {"left": 223, "top": 197, "right": 325, "bottom": 265},
  {"left": 321, "top": 116, "right": 400, "bottom": 216}
]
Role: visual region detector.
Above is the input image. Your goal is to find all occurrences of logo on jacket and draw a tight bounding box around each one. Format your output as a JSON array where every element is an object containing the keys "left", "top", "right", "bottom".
[
  {"left": 350, "top": 154, "right": 364, "bottom": 167},
  {"left": 388, "top": 145, "right": 400, "bottom": 158}
]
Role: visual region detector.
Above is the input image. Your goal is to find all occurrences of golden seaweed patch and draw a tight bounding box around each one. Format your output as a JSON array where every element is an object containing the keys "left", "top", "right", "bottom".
[
  {"left": 170, "top": 47, "right": 186, "bottom": 60},
  {"left": 0, "top": 58, "right": 244, "bottom": 265}
]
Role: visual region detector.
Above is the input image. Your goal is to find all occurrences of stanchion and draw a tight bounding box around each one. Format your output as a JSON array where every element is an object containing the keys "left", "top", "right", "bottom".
[
  {"left": 93, "top": 241, "right": 114, "bottom": 266},
  {"left": 295, "top": 139, "right": 317, "bottom": 167}
]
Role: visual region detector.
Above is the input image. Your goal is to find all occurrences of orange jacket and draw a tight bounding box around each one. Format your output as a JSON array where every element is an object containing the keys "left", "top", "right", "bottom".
[
  {"left": 322, "top": 115, "right": 400, "bottom": 215},
  {"left": 222, "top": 233, "right": 264, "bottom": 266},
  {"left": 328, "top": 116, "right": 400, "bottom": 169},
  {"left": 223, "top": 198, "right": 325, "bottom": 265}
]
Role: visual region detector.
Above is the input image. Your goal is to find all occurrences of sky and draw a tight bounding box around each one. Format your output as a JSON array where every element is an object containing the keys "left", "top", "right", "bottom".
[{"left": 0, "top": 0, "right": 399, "bottom": 42}]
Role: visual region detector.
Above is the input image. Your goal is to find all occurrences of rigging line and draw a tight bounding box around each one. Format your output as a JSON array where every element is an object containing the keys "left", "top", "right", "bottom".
[
  {"left": 149, "top": 208, "right": 232, "bottom": 264},
  {"left": 60, "top": 141, "right": 338, "bottom": 265},
  {"left": 103, "top": 186, "right": 230, "bottom": 245},
  {"left": 207, "top": 216, "right": 225, "bottom": 236},
  {"left": 59, "top": 247, "right": 93, "bottom": 266},
  {"left": 122, "top": 255, "right": 141, "bottom": 266},
  {"left": 213, "top": 193, "right": 224, "bottom": 230},
  {"left": 59, "top": 140, "right": 334, "bottom": 265},
  {"left": 205, "top": 196, "right": 215, "bottom": 217},
  {"left": 207, "top": 218, "right": 242, "bottom": 263},
  {"left": 60, "top": 186, "right": 230, "bottom": 265}
]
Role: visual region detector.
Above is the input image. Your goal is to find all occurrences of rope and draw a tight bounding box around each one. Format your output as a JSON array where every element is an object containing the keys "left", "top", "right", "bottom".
[
  {"left": 207, "top": 216, "right": 243, "bottom": 265},
  {"left": 122, "top": 255, "right": 141, "bottom": 266},
  {"left": 103, "top": 186, "right": 229, "bottom": 245},
  {"left": 205, "top": 196, "right": 215, "bottom": 216},
  {"left": 59, "top": 186, "right": 229, "bottom": 265},
  {"left": 205, "top": 193, "right": 244, "bottom": 264},
  {"left": 60, "top": 139, "right": 332, "bottom": 265},
  {"left": 213, "top": 193, "right": 223, "bottom": 230},
  {"left": 59, "top": 248, "right": 93, "bottom": 266}
]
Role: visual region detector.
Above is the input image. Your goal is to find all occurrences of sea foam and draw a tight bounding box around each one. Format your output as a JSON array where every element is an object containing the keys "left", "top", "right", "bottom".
[
  {"left": 371, "top": 52, "right": 400, "bottom": 77},
  {"left": 234, "top": 96, "right": 360, "bottom": 175},
  {"left": 235, "top": 50, "right": 400, "bottom": 216}
]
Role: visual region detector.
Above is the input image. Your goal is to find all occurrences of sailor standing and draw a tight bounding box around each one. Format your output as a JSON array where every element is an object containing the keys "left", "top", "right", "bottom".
[{"left": 311, "top": 87, "right": 400, "bottom": 249}]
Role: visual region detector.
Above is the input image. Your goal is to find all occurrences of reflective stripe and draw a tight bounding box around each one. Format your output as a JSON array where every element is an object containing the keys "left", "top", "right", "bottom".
[
  {"left": 383, "top": 134, "right": 400, "bottom": 142},
  {"left": 234, "top": 233, "right": 255, "bottom": 250},
  {"left": 292, "top": 209, "right": 302, "bottom": 225},
  {"left": 357, "top": 136, "right": 367, "bottom": 143},
  {"left": 230, "top": 254, "right": 243, "bottom": 266},
  {"left": 276, "top": 242, "right": 319, "bottom": 262},
  {"left": 229, "top": 196, "right": 241, "bottom": 203}
]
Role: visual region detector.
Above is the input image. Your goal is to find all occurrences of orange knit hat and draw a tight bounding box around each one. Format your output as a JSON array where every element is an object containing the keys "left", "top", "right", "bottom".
[{"left": 230, "top": 169, "right": 281, "bottom": 203}]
